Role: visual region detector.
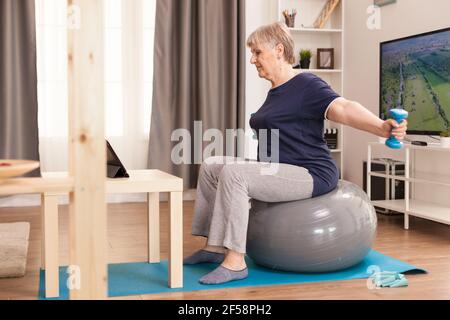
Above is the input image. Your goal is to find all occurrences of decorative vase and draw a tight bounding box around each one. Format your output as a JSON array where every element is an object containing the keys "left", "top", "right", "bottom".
[
  {"left": 300, "top": 59, "right": 310, "bottom": 69},
  {"left": 441, "top": 137, "right": 450, "bottom": 148}
]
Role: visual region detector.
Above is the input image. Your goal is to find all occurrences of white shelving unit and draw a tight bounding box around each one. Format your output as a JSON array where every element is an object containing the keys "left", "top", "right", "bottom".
[
  {"left": 277, "top": 0, "right": 345, "bottom": 177},
  {"left": 367, "top": 142, "right": 450, "bottom": 229}
]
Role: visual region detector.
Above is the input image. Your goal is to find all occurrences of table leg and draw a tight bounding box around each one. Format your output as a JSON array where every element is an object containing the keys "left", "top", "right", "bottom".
[
  {"left": 148, "top": 192, "right": 160, "bottom": 263},
  {"left": 169, "top": 191, "right": 183, "bottom": 288},
  {"left": 41, "top": 194, "right": 59, "bottom": 298},
  {"left": 40, "top": 198, "right": 45, "bottom": 270},
  {"left": 404, "top": 213, "right": 410, "bottom": 230}
]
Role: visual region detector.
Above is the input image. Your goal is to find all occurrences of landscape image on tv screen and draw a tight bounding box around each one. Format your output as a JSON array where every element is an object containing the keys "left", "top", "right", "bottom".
[{"left": 380, "top": 28, "right": 450, "bottom": 134}]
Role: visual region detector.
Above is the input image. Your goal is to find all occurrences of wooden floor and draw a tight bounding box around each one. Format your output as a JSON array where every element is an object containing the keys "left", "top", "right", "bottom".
[{"left": 0, "top": 201, "right": 449, "bottom": 300}]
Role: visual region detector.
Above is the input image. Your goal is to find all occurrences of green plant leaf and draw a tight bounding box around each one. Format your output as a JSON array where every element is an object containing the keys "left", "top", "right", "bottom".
[{"left": 300, "top": 49, "right": 312, "bottom": 60}]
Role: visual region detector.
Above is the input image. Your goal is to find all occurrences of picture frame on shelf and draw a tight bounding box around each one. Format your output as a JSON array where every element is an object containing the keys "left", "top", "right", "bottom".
[{"left": 317, "top": 48, "right": 334, "bottom": 69}]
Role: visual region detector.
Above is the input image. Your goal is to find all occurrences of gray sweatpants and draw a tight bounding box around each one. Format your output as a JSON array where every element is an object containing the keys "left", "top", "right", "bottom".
[{"left": 192, "top": 156, "right": 314, "bottom": 254}]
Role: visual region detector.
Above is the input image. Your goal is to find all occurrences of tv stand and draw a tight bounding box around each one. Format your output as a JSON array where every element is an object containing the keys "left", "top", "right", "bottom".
[{"left": 367, "top": 142, "right": 450, "bottom": 229}]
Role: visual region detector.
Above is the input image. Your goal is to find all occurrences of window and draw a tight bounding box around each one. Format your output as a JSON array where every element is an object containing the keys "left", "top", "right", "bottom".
[
  {"left": 142, "top": 0, "right": 156, "bottom": 135},
  {"left": 36, "top": 0, "right": 156, "bottom": 171},
  {"left": 35, "top": 0, "right": 68, "bottom": 138},
  {"left": 104, "top": 0, "right": 124, "bottom": 137}
]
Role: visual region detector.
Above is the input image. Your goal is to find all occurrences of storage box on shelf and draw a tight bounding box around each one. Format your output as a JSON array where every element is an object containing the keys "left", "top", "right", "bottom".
[{"left": 367, "top": 142, "right": 450, "bottom": 229}]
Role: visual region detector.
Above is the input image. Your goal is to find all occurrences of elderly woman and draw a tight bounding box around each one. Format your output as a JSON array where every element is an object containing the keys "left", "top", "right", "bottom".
[{"left": 184, "top": 22, "right": 407, "bottom": 285}]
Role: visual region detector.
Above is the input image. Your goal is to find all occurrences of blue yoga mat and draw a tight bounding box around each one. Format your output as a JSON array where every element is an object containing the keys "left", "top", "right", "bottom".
[{"left": 38, "top": 250, "right": 426, "bottom": 300}]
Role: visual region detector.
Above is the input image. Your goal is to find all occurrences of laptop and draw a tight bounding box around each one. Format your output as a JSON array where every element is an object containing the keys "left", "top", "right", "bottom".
[{"left": 106, "top": 140, "right": 129, "bottom": 178}]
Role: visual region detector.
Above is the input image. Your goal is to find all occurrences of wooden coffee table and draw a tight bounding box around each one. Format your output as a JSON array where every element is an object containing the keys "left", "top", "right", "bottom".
[{"left": 41, "top": 170, "right": 183, "bottom": 298}]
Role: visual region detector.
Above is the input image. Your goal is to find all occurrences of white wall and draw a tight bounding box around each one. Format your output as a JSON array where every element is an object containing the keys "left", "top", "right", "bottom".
[{"left": 343, "top": 0, "right": 450, "bottom": 203}]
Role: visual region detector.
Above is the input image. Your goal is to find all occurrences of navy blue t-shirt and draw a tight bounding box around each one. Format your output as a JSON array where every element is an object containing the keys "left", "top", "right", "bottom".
[{"left": 250, "top": 72, "right": 340, "bottom": 197}]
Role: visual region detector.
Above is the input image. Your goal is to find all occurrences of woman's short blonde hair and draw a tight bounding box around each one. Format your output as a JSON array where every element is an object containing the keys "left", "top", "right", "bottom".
[{"left": 246, "top": 22, "right": 295, "bottom": 65}]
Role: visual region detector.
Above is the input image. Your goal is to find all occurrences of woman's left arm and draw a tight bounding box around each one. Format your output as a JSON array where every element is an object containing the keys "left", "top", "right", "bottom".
[{"left": 326, "top": 97, "right": 407, "bottom": 140}]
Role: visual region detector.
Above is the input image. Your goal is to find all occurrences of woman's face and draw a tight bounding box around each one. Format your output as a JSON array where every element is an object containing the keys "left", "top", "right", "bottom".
[{"left": 249, "top": 42, "right": 282, "bottom": 81}]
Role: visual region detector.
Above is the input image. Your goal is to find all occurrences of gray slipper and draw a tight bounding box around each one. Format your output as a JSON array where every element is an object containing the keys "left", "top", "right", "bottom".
[{"left": 199, "top": 265, "right": 248, "bottom": 285}]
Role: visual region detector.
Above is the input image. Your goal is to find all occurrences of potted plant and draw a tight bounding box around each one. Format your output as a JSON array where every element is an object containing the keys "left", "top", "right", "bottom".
[
  {"left": 440, "top": 130, "right": 450, "bottom": 148},
  {"left": 300, "top": 49, "right": 312, "bottom": 69}
]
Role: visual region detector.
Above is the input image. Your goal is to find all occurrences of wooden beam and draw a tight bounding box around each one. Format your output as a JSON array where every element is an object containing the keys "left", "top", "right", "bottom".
[
  {"left": 42, "top": 194, "right": 59, "bottom": 298},
  {"left": 169, "top": 192, "right": 183, "bottom": 288},
  {"left": 313, "top": 0, "right": 341, "bottom": 29},
  {"left": 148, "top": 192, "right": 160, "bottom": 263},
  {"left": 67, "top": 0, "right": 107, "bottom": 300},
  {"left": 0, "top": 177, "right": 73, "bottom": 195}
]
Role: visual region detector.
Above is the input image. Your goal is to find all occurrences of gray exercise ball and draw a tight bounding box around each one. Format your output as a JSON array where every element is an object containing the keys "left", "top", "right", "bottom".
[{"left": 246, "top": 180, "right": 377, "bottom": 273}]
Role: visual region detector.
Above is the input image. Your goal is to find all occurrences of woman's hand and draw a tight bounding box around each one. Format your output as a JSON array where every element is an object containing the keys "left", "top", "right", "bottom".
[{"left": 381, "top": 119, "right": 408, "bottom": 140}]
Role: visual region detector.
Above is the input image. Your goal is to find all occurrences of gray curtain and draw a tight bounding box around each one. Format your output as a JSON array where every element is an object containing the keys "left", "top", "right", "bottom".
[
  {"left": 0, "top": 0, "right": 40, "bottom": 176},
  {"left": 148, "top": 0, "right": 246, "bottom": 189}
]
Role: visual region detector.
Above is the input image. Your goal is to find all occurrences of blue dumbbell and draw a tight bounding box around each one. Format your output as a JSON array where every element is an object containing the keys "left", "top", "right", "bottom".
[{"left": 385, "top": 109, "right": 408, "bottom": 149}]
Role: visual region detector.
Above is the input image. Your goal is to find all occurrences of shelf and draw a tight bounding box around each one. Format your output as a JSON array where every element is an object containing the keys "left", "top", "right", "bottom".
[
  {"left": 330, "top": 149, "right": 342, "bottom": 153},
  {"left": 369, "top": 171, "right": 450, "bottom": 188},
  {"left": 413, "top": 172, "right": 450, "bottom": 187},
  {"left": 42, "top": 170, "right": 183, "bottom": 194},
  {"left": 0, "top": 177, "right": 74, "bottom": 196},
  {"left": 289, "top": 27, "right": 342, "bottom": 34},
  {"left": 369, "top": 172, "right": 405, "bottom": 180},
  {"left": 299, "top": 69, "right": 342, "bottom": 74},
  {"left": 371, "top": 199, "right": 450, "bottom": 225},
  {"left": 369, "top": 141, "right": 450, "bottom": 152}
]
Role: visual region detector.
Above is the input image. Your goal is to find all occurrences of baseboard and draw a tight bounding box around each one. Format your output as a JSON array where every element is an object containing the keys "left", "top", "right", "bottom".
[{"left": 0, "top": 189, "right": 197, "bottom": 208}]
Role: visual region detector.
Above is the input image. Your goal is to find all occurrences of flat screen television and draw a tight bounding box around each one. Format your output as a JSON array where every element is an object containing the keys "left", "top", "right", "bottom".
[{"left": 380, "top": 27, "right": 450, "bottom": 135}]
